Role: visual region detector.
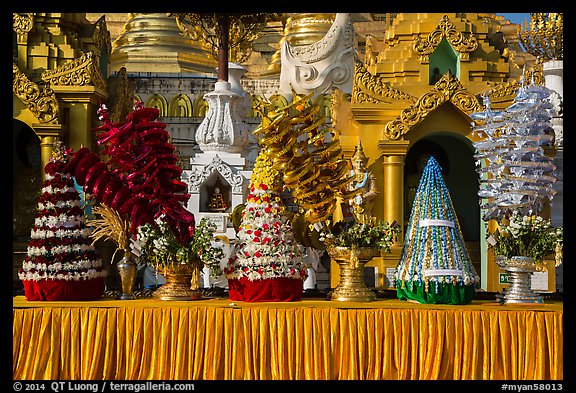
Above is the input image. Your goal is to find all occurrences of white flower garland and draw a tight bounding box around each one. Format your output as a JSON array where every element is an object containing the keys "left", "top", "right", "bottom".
[
  {"left": 41, "top": 184, "right": 77, "bottom": 195},
  {"left": 38, "top": 199, "right": 82, "bottom": 211},
  {"left": 35, "top": 214, "right": 85, "bottom": 228},
  {"left": 18, "top": 268, "right": 106, "bottom": 282},
  {"left": 21, "top": 258, "right": 104, "bottom": 272}
]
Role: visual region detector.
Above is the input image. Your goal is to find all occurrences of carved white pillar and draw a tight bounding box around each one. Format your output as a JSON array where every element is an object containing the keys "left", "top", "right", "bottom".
[
  {"left": 195, "top": 79, "right": 250, "bottom": 154},
  {"left": 226, "top": 62, "right": 252, "bottom": 117}
]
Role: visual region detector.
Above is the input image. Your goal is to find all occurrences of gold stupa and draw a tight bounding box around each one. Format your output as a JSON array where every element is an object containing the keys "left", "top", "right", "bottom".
[{"left": 110, "top": 13, "right": 217, "bottom": 74}]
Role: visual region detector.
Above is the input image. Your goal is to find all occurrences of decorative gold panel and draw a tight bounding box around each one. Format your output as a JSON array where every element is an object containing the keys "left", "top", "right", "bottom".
[
  {"left": 13, "top": 63, "right": 59, "bottom": 124},
  {"left": 351, "top": 61, "right": 415, "bottom": 104},
  {"left": 482, "top": 57, "right": 544, "bottom": 103},
  {"left": 412, "top": 15, "right": 478, "bottom": 63},
  {"left": 12, "top": 13, "right": 33, "bottom": 42},
  {"left": 383, "top": 72, "right": 482, "bottom": 140},
  {"left": 41, "top": 52, "right": 107, "bottom": 91}
]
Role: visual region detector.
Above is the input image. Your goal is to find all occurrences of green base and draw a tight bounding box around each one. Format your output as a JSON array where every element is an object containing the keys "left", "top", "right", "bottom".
[{"left": 396, "top": 280, "right": 476, "bottom": 305}]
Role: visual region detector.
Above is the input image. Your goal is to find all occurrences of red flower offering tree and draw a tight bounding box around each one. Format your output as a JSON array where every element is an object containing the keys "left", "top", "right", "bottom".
[
  {"left": 225, "top": 152, "right": 307, "bottom": 302},
  {"left": 69, "top": 103, "right": 194, "bottom": 240},
  {"left": 19, "top": 141, "right": 106, "bottom": 301}
]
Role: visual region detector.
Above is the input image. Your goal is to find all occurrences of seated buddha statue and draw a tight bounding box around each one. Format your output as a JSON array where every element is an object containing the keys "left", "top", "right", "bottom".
[{"left": 208, "top": 186, "right": 228, "bottom": 212}]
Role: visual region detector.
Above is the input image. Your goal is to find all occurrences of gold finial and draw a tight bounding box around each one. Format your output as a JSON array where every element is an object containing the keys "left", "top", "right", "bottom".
[{"left": 519, "top": 13, "right": 563, "bottom": 60}]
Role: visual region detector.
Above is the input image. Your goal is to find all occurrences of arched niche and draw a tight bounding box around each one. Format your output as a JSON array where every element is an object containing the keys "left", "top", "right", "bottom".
[
  {"left": 169, "top": 94, "right": 192, "bottom": 117},
  {"left": 146, "top": 94, "right": 168, "bottom": 116},
  {"left": 429, "top": 38, "right": 459, "bottom": 84},
  {"left": 193, "top": 96, "right": 208, "bottom": 117},
  {"left": 403, "top": 102, "right": 480, "bottom": 277},
  {"left": 404, "top": 134, "right": 479, "bottom": 242},
  {"left": 199, "top": 172, "right": 232, "bottom": 214}
]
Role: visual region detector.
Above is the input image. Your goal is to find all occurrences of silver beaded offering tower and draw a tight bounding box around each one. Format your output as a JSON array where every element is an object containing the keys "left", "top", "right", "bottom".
[
  {"left": 395, "top": 156, "right": 480, "bottom": 304},
  {"left": 470, "top": 75, "right": 559, "bottom": 304},
  {"left": 471, "top": 82, "right": 558, "bottom": 221}
]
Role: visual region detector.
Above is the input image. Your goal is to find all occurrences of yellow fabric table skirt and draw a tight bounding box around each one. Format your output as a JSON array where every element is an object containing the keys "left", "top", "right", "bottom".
[{"left": 13, "top": 296, "right": 562, "bottom": 380}]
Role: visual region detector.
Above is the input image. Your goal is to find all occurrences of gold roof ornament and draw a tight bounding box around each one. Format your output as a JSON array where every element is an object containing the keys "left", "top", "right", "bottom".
[
  {"left": 12, "top": 63, "right": 59, "bottom": 124},
  {"left": 351, "top": 61, "right": 416, "bottom": 104},
  {"left": 383, "top": 71, "right": 482, "bottom": 140},
  {"left": 412, "top": 15, "right": 478, "bottom": 63},
  {"left": 520, "top": 13, "right": 563, "bottom": 60},
  {"left": 41, "top": 52, "right": 107, "bottom": 91}
]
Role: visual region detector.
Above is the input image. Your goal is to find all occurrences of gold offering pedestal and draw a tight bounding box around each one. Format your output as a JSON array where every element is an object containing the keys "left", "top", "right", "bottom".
[
  {"left": 153, "top": 263, "right": 202, "bottom": 301},
  {"left": 326, "top": 246, "right": 378, "bottom": 302}
]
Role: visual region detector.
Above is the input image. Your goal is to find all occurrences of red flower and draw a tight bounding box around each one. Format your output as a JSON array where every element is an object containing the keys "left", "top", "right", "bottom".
[
  {"left": 290, "top": 268, "right": 295, "bottom": 275},
  {"left": 260, "top": 183, "right": 268, "bottom": 190},
  {"left": 254, "top": 229, "right": 262, "bottom": 237},
  {"left": 258, "top": 268, "right": 263, "bottom": 274},
  {"left": 262, "top": 223, "right": 270, "bottom": 230},
  {"left": 253, "top": 237, "right": 261, "bottom": 243},
  {"left": 255, "top": 251, "right": 262, "bottom": 258},
  {"left": 262, "top": 237, "right": 271, "bottom": 245},
  {"left": 264, "top": 206, "right": 271, "bottom": 214}
]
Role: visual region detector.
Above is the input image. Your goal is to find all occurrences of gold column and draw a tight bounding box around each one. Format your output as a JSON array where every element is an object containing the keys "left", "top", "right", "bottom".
[
  {"left": 35, "top": 123, "right": 63, "bottom": 180},
  {"left": 359, "top": 139, "right": 409, "bottom": 289},
  {"left": 379, "top": 140, "right": 410, "bottom": 235}
]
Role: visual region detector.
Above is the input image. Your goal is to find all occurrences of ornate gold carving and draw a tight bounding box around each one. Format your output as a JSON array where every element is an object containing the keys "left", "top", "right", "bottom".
[
  {"left": 171, "top": 13, "right": 277, "bottom": 63},
  {"left": 13, "top": 13, "right": 33, "bottom": 42},
  {"left": 383, "top": 72, "right": 481, "bottom": 140},
  {"left": 412, "top": 15, "right": 478, "bottom": 63},
  {"left": 13, "top": 63, "right": 59, "bottom": 124},
  {"left": 352, "top": 61, "right": 415, "bottom": 104},
  {"left": 520, "top": 13, "right": 562, "bottom": 60},
  {"left": 40, "top": 52, "right": 107, "bottom": 91},
  {"left": 483, "top": 57, "right": 544, "bottom": 102}
]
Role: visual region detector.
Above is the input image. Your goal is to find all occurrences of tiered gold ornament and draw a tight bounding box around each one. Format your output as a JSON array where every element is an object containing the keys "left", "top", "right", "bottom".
[
  {"left": 254, "top": 93, "right": 389, "bottom": 301},
  {"left": 254, "top": 88, "right": 359, "bottom": 225},
  {"left": 519, "top": 13, "right": 563, "bottom": 60}
]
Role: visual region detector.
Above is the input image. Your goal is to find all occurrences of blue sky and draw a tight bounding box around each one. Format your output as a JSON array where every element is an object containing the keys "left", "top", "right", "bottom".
[{"left": 498, "top": 13, "right": 531, "bottom": 25}]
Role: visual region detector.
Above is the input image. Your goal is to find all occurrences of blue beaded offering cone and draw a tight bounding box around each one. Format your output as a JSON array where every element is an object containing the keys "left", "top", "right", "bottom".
[{"left": 395, "top": 156, "right": 480, "bottom": 304}]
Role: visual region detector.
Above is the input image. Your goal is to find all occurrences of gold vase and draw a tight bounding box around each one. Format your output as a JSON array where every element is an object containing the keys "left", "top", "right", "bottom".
[
  {"left": 153, "top": 263, "right": 202, "bottom": 301},
  {"left": 117, "top": 249, "right": 137, "bottom": 300},
  {"left": 326, "top": 245, "right": 379, "bottom": 302}
]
